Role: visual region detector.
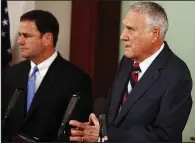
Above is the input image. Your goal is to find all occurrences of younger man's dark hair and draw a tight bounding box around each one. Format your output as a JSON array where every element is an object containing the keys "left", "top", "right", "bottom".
[{"left": 20, "top": 10, "right": 59, "bottom": 47}]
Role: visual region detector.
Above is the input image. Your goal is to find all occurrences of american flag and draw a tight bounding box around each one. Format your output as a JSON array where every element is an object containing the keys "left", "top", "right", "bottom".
[{"left": 1, "top": 0, "right": 12, "bottom": 68}]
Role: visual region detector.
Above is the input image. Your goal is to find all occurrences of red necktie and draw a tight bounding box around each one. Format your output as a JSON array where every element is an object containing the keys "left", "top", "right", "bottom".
[{"left": 123, "top": 63, "right": 140, "bottom": 103}]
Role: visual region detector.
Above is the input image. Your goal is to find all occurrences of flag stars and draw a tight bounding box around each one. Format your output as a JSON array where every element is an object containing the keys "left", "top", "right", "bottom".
[
  {"left": 2, "top": 19, "right": 8, "bottom": 26},
  {"left": 2, "top": 31, "right": 6, "bottom": 37},
  {"left": 5, "top": 7, "right": 8, "bottom": 13},
  {"left": 2, "top": 0, "right": 12, "bottom": 66},
  {"left": 7, "top": 48, "right": 11, "bottom": 54}
]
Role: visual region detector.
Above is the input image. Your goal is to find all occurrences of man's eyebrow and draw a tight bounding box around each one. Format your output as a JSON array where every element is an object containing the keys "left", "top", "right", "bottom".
[
  {"left": 18, "top": 32, "right": 31, "bottom": 36},
  {"left": 122, "top": 21, "right": 135, "bottom": 30},
  {"left": 124, "top": 25, "right": 135, "bottom": 31}
]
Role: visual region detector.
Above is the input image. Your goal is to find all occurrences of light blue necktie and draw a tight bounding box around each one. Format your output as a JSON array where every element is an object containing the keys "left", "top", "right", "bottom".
[{"left": 27, "top": 66, "right": 38, "bottom": 112}]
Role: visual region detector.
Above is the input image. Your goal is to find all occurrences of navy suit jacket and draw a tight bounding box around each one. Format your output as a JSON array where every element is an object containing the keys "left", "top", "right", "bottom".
[
  {"left": 107, "top": 42, "right": 192, "bottom": 142},
  {"left": 2, "top": 53, "right": 93, "bottom": 141}
]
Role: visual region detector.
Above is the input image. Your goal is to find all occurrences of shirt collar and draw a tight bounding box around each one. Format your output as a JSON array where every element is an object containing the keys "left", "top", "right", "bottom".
[
  {"left": 139, "top": 43, "right": 164, "bottom": 74},
  {"left": 29, "top": 50, "right": 58, "bottom": 77}
]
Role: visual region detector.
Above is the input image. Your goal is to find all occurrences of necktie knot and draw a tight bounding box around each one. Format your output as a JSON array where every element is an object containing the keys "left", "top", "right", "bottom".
[
  {"left": 132, "top": 63, "right": 141, "bottom": 73},
  {"left": 31, "top": 66, "right": 38, "bottom": 77}
]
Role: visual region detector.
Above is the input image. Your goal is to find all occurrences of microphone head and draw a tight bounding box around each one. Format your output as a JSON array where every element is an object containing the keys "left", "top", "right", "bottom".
[
  {"left": 8, "top": 88, "right": 23, "bottom": 110},
  {"left": 94, "top": 97, "right": 108, "bottom": 116}
]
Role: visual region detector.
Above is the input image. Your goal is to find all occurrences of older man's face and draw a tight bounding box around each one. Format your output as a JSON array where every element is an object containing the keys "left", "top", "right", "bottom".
[{"left": 120, "top": 11, "right": 154, "bottom": 62}]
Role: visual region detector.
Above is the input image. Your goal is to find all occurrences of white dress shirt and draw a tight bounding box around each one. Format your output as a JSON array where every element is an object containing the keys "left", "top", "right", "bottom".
[
  {"left": 127, "top": 43, "right": 164, "bottom": 93},
  {"left": 29, "top": 51, "right": 58, "bottom": 92}
]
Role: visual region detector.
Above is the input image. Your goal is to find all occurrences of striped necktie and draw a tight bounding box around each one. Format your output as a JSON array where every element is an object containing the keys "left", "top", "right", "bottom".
[{"left": 122, "top": 63, "right": 141, "bottom": 103}]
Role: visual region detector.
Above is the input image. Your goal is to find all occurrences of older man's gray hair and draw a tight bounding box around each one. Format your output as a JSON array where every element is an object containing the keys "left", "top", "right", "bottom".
[{"left": 129, "top": 2, "right": 168, "bottom": 39}]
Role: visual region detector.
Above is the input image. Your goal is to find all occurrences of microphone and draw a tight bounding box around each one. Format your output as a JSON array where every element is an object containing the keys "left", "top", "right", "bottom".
[
  {"left": 2, "top": 88, "right": 23, "bottom": 127},
  {"left": 2, "top": 88, "right": 23, "bottom": 141},
  {"left": 94, "top": 97, "right": 108, "bottom": 142},
  {"left": 57, "top": 93, "right": 80, "bottom": 140}
]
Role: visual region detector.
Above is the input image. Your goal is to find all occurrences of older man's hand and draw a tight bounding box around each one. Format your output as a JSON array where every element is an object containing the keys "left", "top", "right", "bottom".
[{"left": 69, "top": 113, "right": 99, "bottom": 142}]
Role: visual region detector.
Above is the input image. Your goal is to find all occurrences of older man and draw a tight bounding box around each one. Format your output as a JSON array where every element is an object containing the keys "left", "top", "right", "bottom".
[{"left": 69, "top": 2, "right": 192, "bottom": 142}]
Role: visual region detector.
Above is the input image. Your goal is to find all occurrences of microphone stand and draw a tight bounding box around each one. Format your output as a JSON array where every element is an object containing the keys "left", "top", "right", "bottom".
[
  {"left": 98, "top": 129, "right": 103, "bottom": 142},
  {"left": 98, "top": 114, "right": 108, "bottom": 143},
  {"left": 98, "top": 120, "right": 104, "bottom": 143},
  {"left": 1, "top": 88, "right": 23, "bottom": 142},
  {"left": 2, "top": 111, "right": 12, "bottom": 142},
  {"left": 2, "top": 120, "right": 8, "bottom": 142},
  {"left": 98, "top": 131, "right": 108, "bottom": 142}
]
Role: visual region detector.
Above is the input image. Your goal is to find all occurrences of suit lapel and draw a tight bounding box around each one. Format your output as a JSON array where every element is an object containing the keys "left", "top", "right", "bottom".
[
  {"left": 109, "top": 58, "right": 133, "bottom": 124},
  {"left": 114, "top": 65, "right": 161, "bottom": 125},
  {"left": 23, "top": 54, "right": 62, "bottom": 124},
  {"left": 113, "top": 42, "right": 171, "bottom": 125}
]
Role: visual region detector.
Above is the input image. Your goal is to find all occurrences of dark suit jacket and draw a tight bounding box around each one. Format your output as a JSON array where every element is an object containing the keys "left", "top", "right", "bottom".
[
  {"left": 107, "top": 42, "right": 192, "bottom": 142},
  {"left": 2, "top": 53, "right": 93, "bottom": 141}
]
